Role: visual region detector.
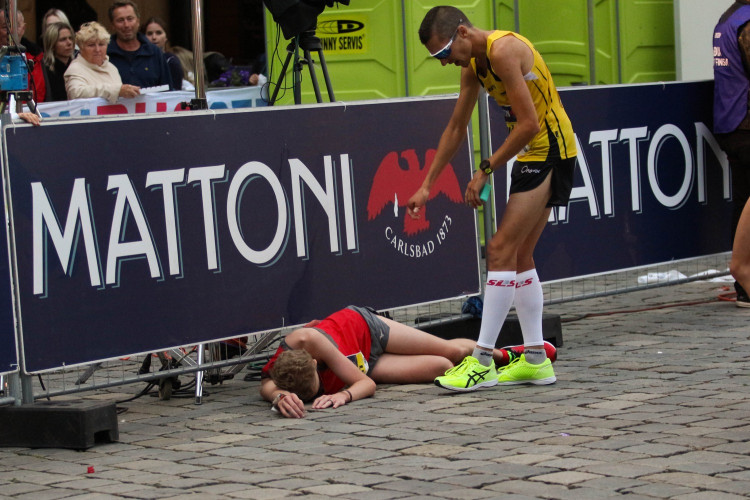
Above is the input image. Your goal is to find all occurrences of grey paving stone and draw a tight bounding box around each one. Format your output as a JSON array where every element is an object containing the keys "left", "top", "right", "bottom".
[
  {"left": 12, "top": 489, "right": 81, "bottom": 500},
  {"left": 5, "top": 281, "right": 750, "bottom": 499},
  {"left": 301, "top": 483, "right": 373, "bottom": 496},
  {"left": 669, "top": 492, "right": 747, "bottom": 500},
  {"left": 0, "top": 481, "right": 50, "bottom": 495},
  {"left": 339, "top": 490, "right": 410, "bottom": 500},
  {"left": 374, "top": 478, "right": 458, "bottom": 495},
  {"left": 225, "top": 487, "right": 302, "bottom": 499}
]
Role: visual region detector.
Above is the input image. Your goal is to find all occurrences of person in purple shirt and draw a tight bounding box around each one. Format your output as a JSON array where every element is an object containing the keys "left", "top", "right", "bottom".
[{"left": 714, "top": 0, "right": 750, "bottom": 307}]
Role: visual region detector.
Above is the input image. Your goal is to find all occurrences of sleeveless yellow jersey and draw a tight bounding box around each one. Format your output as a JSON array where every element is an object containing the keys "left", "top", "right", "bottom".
[{"left": 471, "top": 30, "right": 577, "bottom": 162}]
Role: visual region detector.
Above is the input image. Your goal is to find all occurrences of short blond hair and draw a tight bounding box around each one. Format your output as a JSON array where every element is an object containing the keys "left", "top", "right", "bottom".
[
  {"left": 270, "top": 350, "right": 318, "bottom": 402},
  {"left": 76, "top": 21, "right": 110, "bottom": 47}
]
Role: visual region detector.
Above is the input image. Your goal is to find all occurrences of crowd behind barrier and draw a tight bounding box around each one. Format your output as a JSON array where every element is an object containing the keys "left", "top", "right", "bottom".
[{"left": 14, "top": 84, "right": 267, "bottom": 120}]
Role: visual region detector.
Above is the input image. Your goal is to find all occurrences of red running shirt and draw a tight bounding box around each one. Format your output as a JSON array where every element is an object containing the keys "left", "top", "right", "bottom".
[{"left": 261, "top": 308, "right": 372, "bottom": 394}]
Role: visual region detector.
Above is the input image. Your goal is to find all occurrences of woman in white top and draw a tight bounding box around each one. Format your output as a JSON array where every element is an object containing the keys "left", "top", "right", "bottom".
[{"left": 64, "top": 21, "right": 140, "bottom": 104}]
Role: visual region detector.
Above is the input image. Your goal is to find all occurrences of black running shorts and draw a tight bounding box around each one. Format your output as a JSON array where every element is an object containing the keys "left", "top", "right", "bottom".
[{"left": 509, "top": 157, "right": 577, "bottom": 207}]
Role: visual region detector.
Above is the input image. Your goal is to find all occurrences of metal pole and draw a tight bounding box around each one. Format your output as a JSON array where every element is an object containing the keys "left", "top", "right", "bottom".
[
  {"left": 616, "top": 0, "right": 622, "bottom": 83},
  {"left": 6, "top": 372, "right": 22, "bottom": 405},
  {"left": 587, "top": 0, "right": 596, "bottom": 84},
  {"left": 190, "top": 0, "right": 208, "bottom": 109},
  {"left": 0, "top": 18, "right": 32, "bottom": 403},
  {"left": 194, "top": 344, "right": 204, "bottom": 404},
  {"left": 7, "top": 0, "right": 17, "bottom": 43},
  {"left": 400, "top": 0, "right": 409, "bottom": 96},
  {"left": 477, "top": 90, "right": 494, "bottom": 269}
]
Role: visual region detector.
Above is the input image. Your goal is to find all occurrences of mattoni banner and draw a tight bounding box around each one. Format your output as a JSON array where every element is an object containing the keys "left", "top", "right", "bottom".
[
  {"left": 3, "top": 97, "right": 481, "bottom": 372},
  {"left": 488, "top": 80, "right": 730, "bottom": 281}
]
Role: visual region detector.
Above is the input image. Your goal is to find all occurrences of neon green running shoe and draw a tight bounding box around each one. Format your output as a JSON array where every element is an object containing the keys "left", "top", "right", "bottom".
[
  {"left": 435, "top": 356, "right": 498, "bottom": 392},
  {"left": 497, "top": 354, "right": 556, "bottom": 385}
]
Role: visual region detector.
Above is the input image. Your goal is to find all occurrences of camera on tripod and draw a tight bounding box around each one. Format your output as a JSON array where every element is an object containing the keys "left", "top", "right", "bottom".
[
  {"left": 263, "top": 0, "right": 350, "bottom": 105},
  {"left": 0, "top": 45, "right": 27, "bottom": 91},
  {"left": 263, "top": 0, "right": 351, "bottom": 40}
]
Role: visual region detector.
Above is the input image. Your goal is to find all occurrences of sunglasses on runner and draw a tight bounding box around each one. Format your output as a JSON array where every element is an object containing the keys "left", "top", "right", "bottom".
[{"left": 430, "top": 21, "right": 462, "bottom": 60}]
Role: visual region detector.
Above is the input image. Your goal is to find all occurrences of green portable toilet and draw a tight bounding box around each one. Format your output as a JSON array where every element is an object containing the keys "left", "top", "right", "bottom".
[
  {"left": 513, "top": 0, "right": 592, "bottom": 86},
  {"left": 493, "top": 0, "right": 675, "bottom": 86},
  {"left": 618, "top": 0, "right": 675, "bottom": 83},
  {"left": 264, "top": 0, "right": 406, "bottom": 105},
  {"left": 590, "top": 0, "right": 620, "bottom": 85}
]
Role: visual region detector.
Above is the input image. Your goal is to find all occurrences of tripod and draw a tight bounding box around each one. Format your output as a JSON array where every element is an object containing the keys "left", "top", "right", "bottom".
[
  {"left": 269, "top": 30, "right": 335, "bottom": 105},
  {"left": 0, "top": 45, "right": 37, "bottom": 119},
  {"left": 0, "top": 90, "right": 36, "bottom": 117}
]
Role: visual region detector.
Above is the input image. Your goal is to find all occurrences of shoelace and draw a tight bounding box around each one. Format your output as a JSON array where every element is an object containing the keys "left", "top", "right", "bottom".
[
  {"left": 498, "top": 355, "right": 522, "bottom": 373},
  {"left": 444, "top": 357, "right": 474, "bottom": 376}
]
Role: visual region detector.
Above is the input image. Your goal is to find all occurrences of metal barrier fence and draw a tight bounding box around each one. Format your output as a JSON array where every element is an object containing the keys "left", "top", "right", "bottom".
[{"left": 4, "top": 251, "right": 729, "bottom": 405}]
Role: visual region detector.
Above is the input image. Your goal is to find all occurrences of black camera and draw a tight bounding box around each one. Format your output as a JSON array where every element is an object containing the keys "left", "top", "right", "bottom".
[{"left": 263, "top": 0, "right": 351, "bottom": 39}]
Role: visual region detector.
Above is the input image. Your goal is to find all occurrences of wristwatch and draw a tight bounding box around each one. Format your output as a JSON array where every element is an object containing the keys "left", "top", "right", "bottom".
[
  {"left": 271, "top": 392, "right": 286, "bottom": 410},
  {"left": 479, "top": 159, "right": 493, "bottom": 175}
]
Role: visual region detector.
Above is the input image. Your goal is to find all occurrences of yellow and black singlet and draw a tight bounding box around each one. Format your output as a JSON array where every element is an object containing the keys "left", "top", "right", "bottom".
[{"left": 471, "top": 30, "right": 577, "bottom": 162}]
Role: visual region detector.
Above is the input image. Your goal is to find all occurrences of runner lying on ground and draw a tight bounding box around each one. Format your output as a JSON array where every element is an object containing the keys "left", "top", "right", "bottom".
[{"left": 260, "top": 305, "right": 556, "bottom": 418}]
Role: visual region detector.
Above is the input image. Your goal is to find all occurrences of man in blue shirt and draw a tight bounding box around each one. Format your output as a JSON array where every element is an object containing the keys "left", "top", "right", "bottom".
[{"left": 106, "top": 1, "right": 175, "bottom": 90}]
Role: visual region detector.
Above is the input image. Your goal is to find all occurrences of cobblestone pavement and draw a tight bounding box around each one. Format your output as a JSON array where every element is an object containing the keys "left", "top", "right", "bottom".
[{"left": 1, "top": 280, "right": 750, "bottom": 499}]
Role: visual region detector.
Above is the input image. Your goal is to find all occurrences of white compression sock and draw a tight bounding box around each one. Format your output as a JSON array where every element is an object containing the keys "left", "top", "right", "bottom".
[
  {"left": 514, "top": 269, "right": 546, "bottom": 363},
  {"left": 475, "top": 271, "right": 517, "bottom": 361}
]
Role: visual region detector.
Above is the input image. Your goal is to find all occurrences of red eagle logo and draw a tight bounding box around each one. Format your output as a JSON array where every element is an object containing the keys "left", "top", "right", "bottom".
[{"left": 367, "top": 149, "right": 462, "bottom": 235}]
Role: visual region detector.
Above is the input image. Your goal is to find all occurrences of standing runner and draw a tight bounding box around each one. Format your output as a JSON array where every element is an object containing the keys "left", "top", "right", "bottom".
[{"left": 407, "top": 6, "right": 577, "bottom": 391}]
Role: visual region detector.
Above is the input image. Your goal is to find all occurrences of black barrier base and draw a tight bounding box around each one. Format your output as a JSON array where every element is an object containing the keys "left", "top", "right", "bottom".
[
  {"left": 0, "top": 400, "right": 118, "bottom": 450},
  {"left": 417, "top": 313, "right": 563, "bottom": 348}
]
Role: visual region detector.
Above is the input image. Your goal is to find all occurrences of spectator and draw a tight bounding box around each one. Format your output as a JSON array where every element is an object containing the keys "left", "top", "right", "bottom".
[
  {"left": 37, "top": 0, "right": 97, "bottom": 32},
  {"left": 141, "top": 17, "right": 184, "bottom": 90},
  {"left": 15, "top": 10, "right": 42, "bottom": 56},
  {"left": 42, "top": 22, "right": 76, "bottom": 102},
  {"left": 0, "top": 10, "right": 47, "bottom": 102},
  {"left": 106, "top": 1, "right": 175, "bottom": 90},
  {"left": 204, "top": 51, "right": 231, "bottom": 83},
  {"left": 171, "top": 45, "right": 199, "bottom": 90},
  {"left": 39, "top": 8, "right": 71, "bottom": 39},
  {"left": 17, "top": 112, "right": 42, "bottom": 125},
  {"left": 64, "top": 21, "right": 139, "bottom": 103}
]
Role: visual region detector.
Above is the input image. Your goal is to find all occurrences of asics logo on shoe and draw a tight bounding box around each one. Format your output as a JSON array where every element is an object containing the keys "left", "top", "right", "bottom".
[
  {"left": 465, "top": 368, "right": 491, "bottom": 387},
  {"left": 487, "top": 279, "right": 516, "bottom": 287}
]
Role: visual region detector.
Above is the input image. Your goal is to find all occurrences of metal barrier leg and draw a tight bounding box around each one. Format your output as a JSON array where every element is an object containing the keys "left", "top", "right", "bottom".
[
  {"left": 0, "top": 374, "right": 13, "bottom": 406},
  {"left": 195, "top": 344, "right": 204, "bottom": 405},
  {"left": 6, "top": 372, "right": 23, "bottom": 405},
  {"left": 20, "top": 373, "right": 33, "bottom": 404},
  {"left": 75, "top": 362, "right": 103, "bottom": 385}
]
